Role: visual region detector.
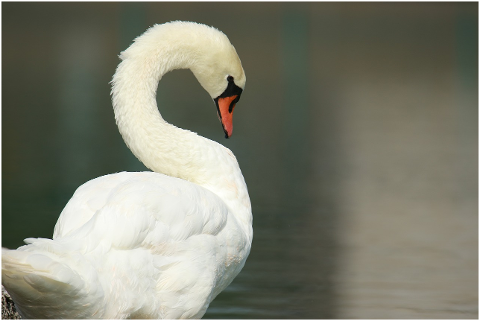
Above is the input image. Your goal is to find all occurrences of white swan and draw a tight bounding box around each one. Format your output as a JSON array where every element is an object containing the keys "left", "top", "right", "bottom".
[{"left": 2, "top": 21, "right": 252, "bottom": 319}]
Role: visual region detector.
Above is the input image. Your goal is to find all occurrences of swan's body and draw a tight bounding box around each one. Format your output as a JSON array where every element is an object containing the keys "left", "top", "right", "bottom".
[{"left": 2, "top": 21, "right": 252, "bottom": 319}]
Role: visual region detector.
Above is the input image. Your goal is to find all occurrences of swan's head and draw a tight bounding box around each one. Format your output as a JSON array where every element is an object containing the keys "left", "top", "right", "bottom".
[
  {"left": 184, "top": 23, "right": 246, "bottom": 138},
  {"left": 116, "top": 21, "right": 246, "bottom": 138}
]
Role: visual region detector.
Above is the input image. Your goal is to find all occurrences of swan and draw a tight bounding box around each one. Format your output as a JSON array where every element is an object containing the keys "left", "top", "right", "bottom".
[{"left": 2, "top": 21, "right": 252, "bottom": 319}]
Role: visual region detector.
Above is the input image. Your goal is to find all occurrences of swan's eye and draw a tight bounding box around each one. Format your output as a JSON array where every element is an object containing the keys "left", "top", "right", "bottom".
[{"left": 216, "top": 76, "right": 243, "bottom": 99}]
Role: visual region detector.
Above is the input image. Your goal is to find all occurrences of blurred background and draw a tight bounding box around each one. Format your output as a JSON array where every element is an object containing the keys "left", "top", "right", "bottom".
[{"left": 2, "top": 2, "right": 477, "bottom": 319}]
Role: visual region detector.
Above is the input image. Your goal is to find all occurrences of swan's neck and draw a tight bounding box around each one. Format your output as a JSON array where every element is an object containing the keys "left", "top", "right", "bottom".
[{"left": 111, "top": 24, "right": 251, "bottom": 229}]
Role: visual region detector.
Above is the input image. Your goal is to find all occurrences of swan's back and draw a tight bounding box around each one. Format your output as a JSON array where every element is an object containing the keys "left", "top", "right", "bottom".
[{"left": 4, "top": 172, "right": 249, "bottom": 318}]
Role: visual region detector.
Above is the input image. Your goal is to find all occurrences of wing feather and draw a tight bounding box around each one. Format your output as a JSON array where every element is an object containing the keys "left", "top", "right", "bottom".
[{"left": 46, "top": 171, "right": 231, "bottom": 318}]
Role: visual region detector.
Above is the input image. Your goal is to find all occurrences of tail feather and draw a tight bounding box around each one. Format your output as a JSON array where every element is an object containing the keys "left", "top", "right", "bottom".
[{"left": 2, "top": 242, "right": 104, "bottom": 318}]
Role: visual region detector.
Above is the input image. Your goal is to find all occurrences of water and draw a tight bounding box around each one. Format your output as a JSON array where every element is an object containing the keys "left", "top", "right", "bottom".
[{"left": 2, "top": 3, "right": 477, "bottom": 319}]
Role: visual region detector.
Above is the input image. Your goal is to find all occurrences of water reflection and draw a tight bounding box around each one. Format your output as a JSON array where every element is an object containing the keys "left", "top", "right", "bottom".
[{"left": 2, "top": 2, "right": 477, "bottom": 319}]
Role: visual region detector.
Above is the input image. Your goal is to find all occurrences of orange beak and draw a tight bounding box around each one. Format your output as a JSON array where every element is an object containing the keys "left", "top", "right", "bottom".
[{"left": 216, "top": 95, "right": 239, "bottom": 138}]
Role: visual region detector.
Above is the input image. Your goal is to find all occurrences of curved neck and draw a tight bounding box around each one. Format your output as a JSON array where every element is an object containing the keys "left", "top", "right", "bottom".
[
  {"left": 110, "top": 25, "right": 252, "bottom": 231},
  {"left": 111, "top": 38, "right": 217, "bottom": 183},
  {"left": 111, "top": 43, "right": 199, "bottom": 179}
]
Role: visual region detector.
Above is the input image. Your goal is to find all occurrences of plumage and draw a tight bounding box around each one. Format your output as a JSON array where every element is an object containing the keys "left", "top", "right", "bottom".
[{"left": 2, "top": 21, "right": 252, "bottom": 319}]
